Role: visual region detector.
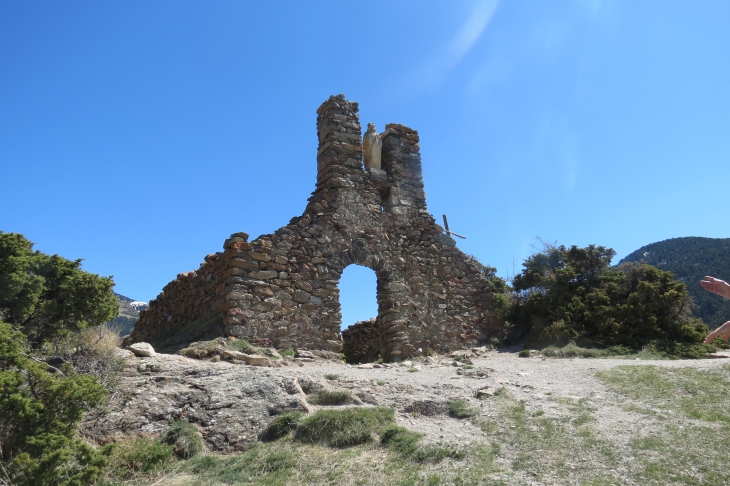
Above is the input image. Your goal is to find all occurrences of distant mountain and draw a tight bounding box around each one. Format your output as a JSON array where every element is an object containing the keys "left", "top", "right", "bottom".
[
  {"left": 619, "top": 237, "right": 730, "bottom": 329},
  {"left": 109, "top": 292, "right": 148, "bottom": 336}
]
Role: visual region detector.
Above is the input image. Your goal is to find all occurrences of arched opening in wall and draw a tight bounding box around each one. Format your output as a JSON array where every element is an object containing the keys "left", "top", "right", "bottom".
[{"left": 338, "top": 264, "right": 378, "bottom": 330}]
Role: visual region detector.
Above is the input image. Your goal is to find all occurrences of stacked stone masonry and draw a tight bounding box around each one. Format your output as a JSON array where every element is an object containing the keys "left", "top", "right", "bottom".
[{"left": 128, "top": 95, "right": 504, "bottom": 362}]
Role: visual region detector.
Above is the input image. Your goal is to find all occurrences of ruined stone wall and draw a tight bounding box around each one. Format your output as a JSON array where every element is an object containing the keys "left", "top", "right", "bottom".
[
  {"left": 341, "top": 318, "right": 381, "bottom": 364},
  {"left": 128, "top": 249, "right": 231, "bottom": 343},
  {"left": 128, "top": 94, "right": 505, "bottom": 361}
]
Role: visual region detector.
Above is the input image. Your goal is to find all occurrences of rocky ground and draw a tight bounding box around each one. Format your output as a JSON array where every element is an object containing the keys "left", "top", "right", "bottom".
[{"left": 81, "top": 345, "right": 730, "bottom": 460}]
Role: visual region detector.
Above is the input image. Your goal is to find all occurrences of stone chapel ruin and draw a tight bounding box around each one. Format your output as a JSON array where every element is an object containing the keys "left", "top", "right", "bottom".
[{"left": 127, "top": 95, "right": 504, "bottom": 362}]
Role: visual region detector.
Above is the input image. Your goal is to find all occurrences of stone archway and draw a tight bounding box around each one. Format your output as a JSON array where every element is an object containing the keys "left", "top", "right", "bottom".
[{"left": 128, "top": 95, "right": 504, "bottom": 361}]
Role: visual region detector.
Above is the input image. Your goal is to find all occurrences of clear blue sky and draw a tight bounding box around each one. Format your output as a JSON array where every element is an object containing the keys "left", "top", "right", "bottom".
[{"left": 2, "top": 1, "right": 729, "bottom": 328}]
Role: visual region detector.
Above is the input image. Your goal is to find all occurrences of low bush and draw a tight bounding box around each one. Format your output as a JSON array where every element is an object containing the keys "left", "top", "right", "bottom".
[
  {"left": 159, "top": 421, "right": 203, "bottom": 459},
  {"left": 518, "top": 350, "right": 531, "bottom": 358},
  {"left": 294, "top": 407, "right": 395, "bottom": 447},
  {"left": 448, "top": 399, "right": 479, "bottom": 419},
  {"left": 324, "top": 373, "right": 339, "bottom": 380},
  {"left": 308, "top": 389, "right": 351, "bottom": 405}
]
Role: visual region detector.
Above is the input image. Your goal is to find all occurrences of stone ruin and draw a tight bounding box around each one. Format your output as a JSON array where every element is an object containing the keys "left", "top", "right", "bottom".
[{"left": 127, "top": 95, "right": 504, "bottom": 362}]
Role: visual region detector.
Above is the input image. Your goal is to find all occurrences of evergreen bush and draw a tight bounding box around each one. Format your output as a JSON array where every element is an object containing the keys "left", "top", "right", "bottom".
[
  {"left": 0, "top": 322, "right": 111, "bottom": 486},
  {"left": 511, "top": 242, "right": 716, "bottom": 355}
]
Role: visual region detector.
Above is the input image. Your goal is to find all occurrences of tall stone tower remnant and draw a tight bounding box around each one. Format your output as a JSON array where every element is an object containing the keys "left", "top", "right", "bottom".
[{"left": 127, "top": 95, "right": 505, "bottom": 362}]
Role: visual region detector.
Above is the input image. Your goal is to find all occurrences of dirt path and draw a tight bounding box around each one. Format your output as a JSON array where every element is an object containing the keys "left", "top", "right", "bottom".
[{"left": 278, "top": 348, "right": 730, "bottom": 445}]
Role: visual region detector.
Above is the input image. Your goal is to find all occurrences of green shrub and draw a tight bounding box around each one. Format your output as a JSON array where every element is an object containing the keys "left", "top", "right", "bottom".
[
  {"left": 448, "top": 399, "right": 479, "bottom": 419},
  {"left": 279, "top": 349, "right": 296, "bottom": 358},
  {"left": 607, "top": 345, "right": 633, "bottom": 355},
  {"left": 294, "top": 407, "right": 395, "bottom": 447},
  {"left": 0, "top": 232, "right": 118, "bottom": 347},
  {"left": 0, "top": 322, "right": 111, "bottom": 486},
  {"left": 309, "top": 389, "right": 351, "bottom": 405},
  {"left": 511, "top": 242, "right": 713, "bottom": 354},
  {"left": 518, "top": 350, "right": 531, "bottom": 358},
  {"left": 159, "top": 421, "right": 203, "bottom": 459},
  {"left": 324, "top": 373, "right": 339, "bottom": 380},
  {"left": 263, "top": 411, "right": 304, "bottom": 441}
]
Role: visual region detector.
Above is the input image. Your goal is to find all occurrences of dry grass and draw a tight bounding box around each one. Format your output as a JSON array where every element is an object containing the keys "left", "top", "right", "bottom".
[{"left": 77, "top": 324, "right": 122, "bottom": 355}]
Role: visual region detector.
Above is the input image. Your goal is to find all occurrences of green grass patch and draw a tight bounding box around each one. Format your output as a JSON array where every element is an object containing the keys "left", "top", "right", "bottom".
[
  {"left": 324, "top": 373, "right": 339, "bottom": 380},
  {"left": 381, "top": 426, "right": 465, "bottom": 463},
  {"left": 308, "top": 389, "right": 352, "bottom": 405},
  {"left": 227, "top": 338, "right": 259, "bottom": 354},
  {"left": 179, "top": 338, "right": 223, "bottom": 359},
  {"left": 107, "top": 437, "right": 174, "bottom": 478},
  {"left": 597, "top": 364, "right": 730, "bottom": 484},
  {"left": 263, "top": 411, "right": 304, "bottom": 441},
  {"left": 167, "top": 438, "right": 496, "bottom": 486},
  {"left": 541, "top": 342, "right": 610, "bottom": 358},
  {"left": 448, "top": 399, "right": 479, "bottom": 419},
  {"left": 598, "top": 364, "right": 730, "bottom": 426},
  {"left": 475, "top": 389, "right": 618, "bottom": 483},
  {"left": 380, "top": 425, "right": 423, "bottom": 455},
  {"left": 294, "top": 407, "right": 395, "bottom": 448},
  {"left": 279, "top": 348, "right": 296, "bottom": 358},
  {"left": 159, "top": 420, "right": 203, "bottom": 459}
]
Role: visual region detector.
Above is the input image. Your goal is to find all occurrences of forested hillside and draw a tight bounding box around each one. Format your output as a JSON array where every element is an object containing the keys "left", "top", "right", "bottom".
[{"left": 620, "top": 237, "right": 730, "bottom": 329}]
